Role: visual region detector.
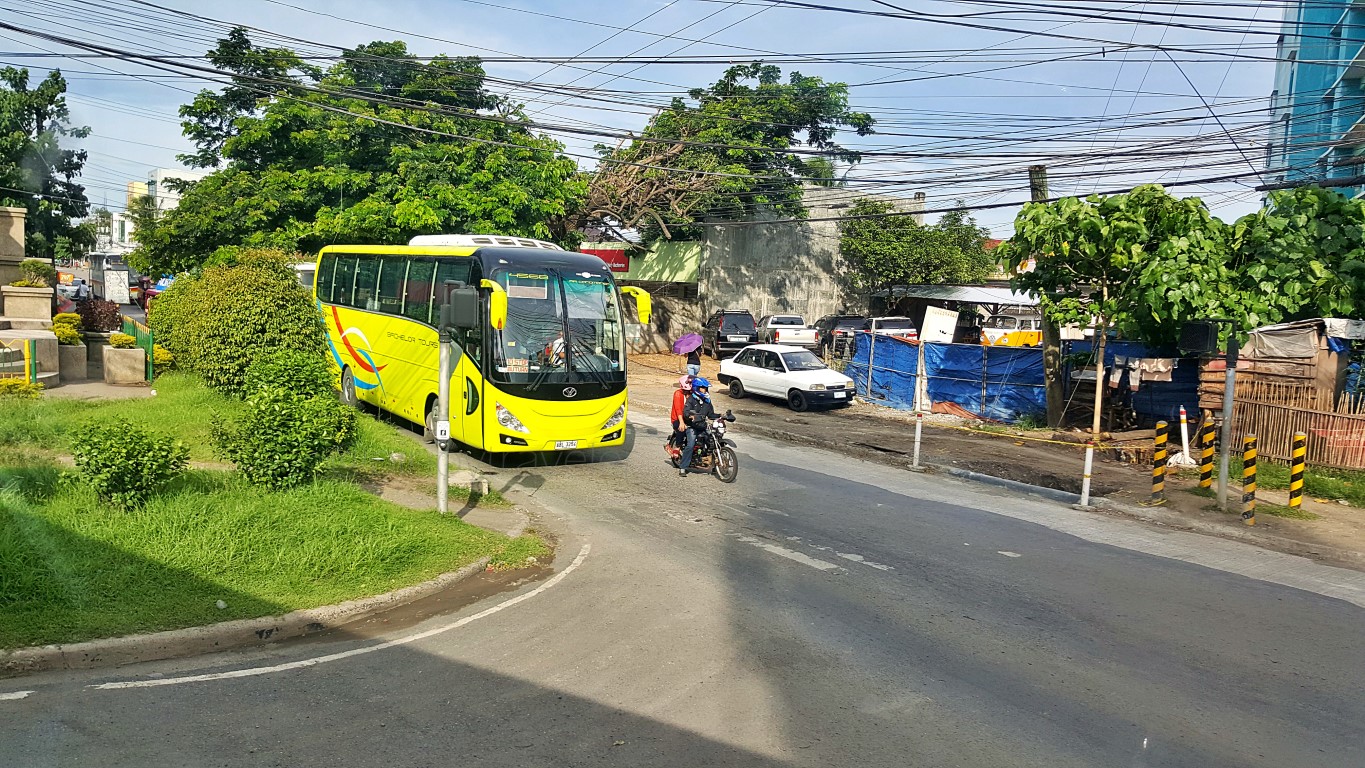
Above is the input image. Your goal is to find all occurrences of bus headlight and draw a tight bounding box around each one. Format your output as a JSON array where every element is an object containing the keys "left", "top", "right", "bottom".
[
  {"left": 496, "top": 402, "right": 530, "bottom": 434},
  {"left": 602, "top": 405, "right": 626, "bottom": 430}
]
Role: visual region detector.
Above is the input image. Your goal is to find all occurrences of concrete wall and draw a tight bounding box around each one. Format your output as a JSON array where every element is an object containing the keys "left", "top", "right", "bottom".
[
  {"left": 0, "top": 206, "right": 26, "bottom": 286},
  {"left": 698, "top": 187, "right": 924, "bottom": 321}
]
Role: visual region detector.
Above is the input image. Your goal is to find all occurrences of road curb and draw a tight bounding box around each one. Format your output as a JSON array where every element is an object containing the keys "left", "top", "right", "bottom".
[
  {"left": 0, "top": 509, "right": 533, "bottom": 679},
  {"left": 939, "top": 466, "right": 1082, "bottom": 505}
]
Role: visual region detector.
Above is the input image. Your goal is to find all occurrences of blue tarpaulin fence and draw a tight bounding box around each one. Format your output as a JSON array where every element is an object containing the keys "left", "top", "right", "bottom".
[
  {"left": 848, "top": 332, "right": 1046, "bottom": 423},
  {"left": 1066, "top": 340, "right": 1200, "bottom": 427}
]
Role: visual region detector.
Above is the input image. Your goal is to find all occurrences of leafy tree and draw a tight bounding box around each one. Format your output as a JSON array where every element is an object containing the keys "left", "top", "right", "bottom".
[
  {"left": 0, "top": 67, "right": 94, "bottom": 259},
  {"left": 839, "top": 198, "right": 993, "bottom": 301},
  {"left": 131, "top": 30, "right": 584, "bottom": 275},
  {"left": 1231, "top": 186, "right": 1365, "bottom": 325},
  {"left": 586, "top": 62, "right": 873, "bottom": 241}
]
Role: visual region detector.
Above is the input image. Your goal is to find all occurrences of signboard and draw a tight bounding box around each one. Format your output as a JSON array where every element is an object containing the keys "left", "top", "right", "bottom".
[
  {"left": 580, "top": 247, "right": 630, "bottom": 273},
  {"left": 920, "top": 306, "right": 959, "bottom": 344}
]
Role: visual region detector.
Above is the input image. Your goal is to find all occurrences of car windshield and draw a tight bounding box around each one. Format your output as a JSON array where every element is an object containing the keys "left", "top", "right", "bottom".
[
  {"left": 985, "top": 316, "right": 1019, "bottom": 330},
  {"left": 770, "top": 316, "right": 803, "bottom": 326},
  {"left": 490, "top": 268, "right": 624, "bottom": 386},
  {"left": 781, "top": 350, "right": 827, "bottom": 372},
  {"left": 721, "top": 316, "right": 755, "bottom": 333}
]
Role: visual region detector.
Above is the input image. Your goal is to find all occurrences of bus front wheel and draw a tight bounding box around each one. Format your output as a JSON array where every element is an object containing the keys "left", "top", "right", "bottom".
[
  {"left": 423, "top": 396, "right": 438, "bottom": 442},
  {"left": 340, "top": 367, "right": 359, "bottom": 408}
]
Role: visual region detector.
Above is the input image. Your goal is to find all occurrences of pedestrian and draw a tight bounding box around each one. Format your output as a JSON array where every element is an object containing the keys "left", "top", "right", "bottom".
[{"left": 685, "top": 346, "right": 702, "bottom": 377}]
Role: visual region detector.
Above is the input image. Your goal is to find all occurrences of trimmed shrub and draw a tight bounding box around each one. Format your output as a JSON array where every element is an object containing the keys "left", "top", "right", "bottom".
[
  {"left": 152, "top": 344, "right": 174, "bottom": 375},
  {"left": 244, "top": 349, "right": 333, "bottom": 398},
  {"left": 53, "top": 312, "right": 82, "bottom": 328},
  {"left": 16, "top": 259, "right": 56, "bottom": 287},
  {"left": 109, "top": 332, "right": 137, "bottom": 349},
  {"left": 53, "top": 323, "right": 82, "bottom": 346},
  {"left": 214, "top": 388, "right": 357, "bottom": 489},
  {"left": 76, "top": 299, "right": 122, "bottom": 332},
  {"left": 71, "top": 420, "right": 189, "bottom": 509},
  {"left": 152, "top": 250, "right": 325, "bottom": 396},
  {"left": 0, "top": 380, "right": 43, "bottom": 400}
]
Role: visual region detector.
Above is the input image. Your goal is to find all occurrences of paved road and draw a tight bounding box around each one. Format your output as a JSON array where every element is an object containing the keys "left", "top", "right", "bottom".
[{"left": 4, "top": 412, "right": 1364, "bottom": 767}]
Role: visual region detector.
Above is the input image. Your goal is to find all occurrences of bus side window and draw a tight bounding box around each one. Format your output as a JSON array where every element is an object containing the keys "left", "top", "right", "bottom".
[
  {"left": 332, "top": 255, "right": 357, "bottom": 306},
  {"left": 403, "top": 258, "right": 436, "bottom": 324},
  {"left": 377, "top": 256, "right": 406, "bottom": 316},
  {"left": 354, "top": 256, "right": 380, "bottom": 311},
  {"left": 434, "top": 259, "right": 478, "bottom": 369},
  {"left": 317, "top": 254, "right": 335, "bottom": 301}
]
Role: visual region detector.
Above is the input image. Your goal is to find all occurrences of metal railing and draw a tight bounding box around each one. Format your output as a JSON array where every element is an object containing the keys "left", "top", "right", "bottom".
[
  {"left": 0, "top": 339, "right": 37, "bottom": 382},
  {"left": 120, "top": 315, "right": 155, "bottom": 382}
]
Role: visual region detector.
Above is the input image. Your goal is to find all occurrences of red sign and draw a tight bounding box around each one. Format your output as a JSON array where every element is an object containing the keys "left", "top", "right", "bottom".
[{"left": 581, "top": 247, "right": 629, "bottom": 273}]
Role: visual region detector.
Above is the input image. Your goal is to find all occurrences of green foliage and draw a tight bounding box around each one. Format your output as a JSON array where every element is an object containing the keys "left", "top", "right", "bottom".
[
  {"left": 108, "top": 332, "right": 136, "bottom": 349},
  {"left": 215, "top": 388, "right": 358, "bottom": 489},
  {"left": 840, "top": 198, "right": 993, "bottom": 297},
  {"left": 70, "top": 420, "right": 189, "bottom": 510},
  {"left": 7, "top": 279, "right": 42, "bottom": 288},
  {"left": 0, "top": 380, "right": 43, "bottom": 400},
  {"left": 1231, "top": 186, "right": 1365, "bottom": 326},
  {"left": 18, "top": 259, "right": 56, "bottom": 287},
  {"left": 152, "top": 250, "right": 326, "bottom": 395},
  {"left": 591, "top": 62, "right": 873, "bottom": 242},
  {"left": 52, "top": 323, "right": 81, "bottom": 346},
  {"left": 53, "top": 312, "right": 81, "bottom": 328},
  {"left": 130, "top": 30, "right": 584, "bottom": 274},
  {"left": 244, "top": 348, "right": 333, "bottom": 398},
  {"left": 75, "top": 298, "right": 121, "bottom": 332},
  {"left": 0, "top": 68, "right": 94, "bottom": 260}
]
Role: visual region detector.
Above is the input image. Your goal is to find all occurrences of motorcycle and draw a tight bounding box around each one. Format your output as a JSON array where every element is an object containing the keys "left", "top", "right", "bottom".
[{"left": 667, "top": 411, "right": 739, "bottom": 483}]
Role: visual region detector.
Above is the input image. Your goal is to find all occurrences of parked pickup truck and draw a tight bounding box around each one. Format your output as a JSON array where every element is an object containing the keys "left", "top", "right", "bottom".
[{"left": 757, "top": 314, "right": 817, "bottom": 348}]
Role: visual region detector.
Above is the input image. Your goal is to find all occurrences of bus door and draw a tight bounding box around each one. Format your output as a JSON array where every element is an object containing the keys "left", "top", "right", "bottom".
[{"left": 438, "top": 258, "right": 484, "bottom": 450}]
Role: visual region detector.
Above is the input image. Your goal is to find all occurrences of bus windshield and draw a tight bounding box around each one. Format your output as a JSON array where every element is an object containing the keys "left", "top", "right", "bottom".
[{"left": 490, "top": 268, "right": 624, "bottom": 386}]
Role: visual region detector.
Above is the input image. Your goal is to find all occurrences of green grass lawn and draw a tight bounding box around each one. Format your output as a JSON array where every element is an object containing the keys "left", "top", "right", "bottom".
[{"left": 0, "top": 374, "right": 525, "bottom": 649}]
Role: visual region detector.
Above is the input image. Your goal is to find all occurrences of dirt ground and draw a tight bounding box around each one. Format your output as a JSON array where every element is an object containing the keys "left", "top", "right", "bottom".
[{"left": 630, "top": 352, "right": 1365, "bottom": 570}]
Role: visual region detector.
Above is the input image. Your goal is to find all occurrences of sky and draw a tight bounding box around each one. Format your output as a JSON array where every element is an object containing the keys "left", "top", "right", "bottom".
[{"left": 0, "top": 0, "right": 1291, "bottom": 237}]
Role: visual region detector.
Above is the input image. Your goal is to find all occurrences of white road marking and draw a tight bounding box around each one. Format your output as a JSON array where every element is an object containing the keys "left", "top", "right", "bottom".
[
  {"left": 0, "top": 690, "right": 34, "bottom": 701},
  {"left": 837, "top": 552, "right": 894, "bottom": 571},
  {"left": 88, "top": 544, "right": 592, "bottom": 691},
  {"left": 734, "top": 535, "right": 841, "bottom": 572},
  {"left": 998, "top": 551, "right": 1022, "bottom": 558}
]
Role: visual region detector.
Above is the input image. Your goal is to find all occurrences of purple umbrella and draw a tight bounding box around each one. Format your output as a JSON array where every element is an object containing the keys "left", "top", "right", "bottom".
[{"left": 672, "top": 333, "right": 703, "bottom": 355}]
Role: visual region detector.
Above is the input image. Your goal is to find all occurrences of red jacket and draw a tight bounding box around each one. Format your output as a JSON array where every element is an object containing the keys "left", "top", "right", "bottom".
[{"left": 670, "top": 389, "right": 687, "bottom": 428}]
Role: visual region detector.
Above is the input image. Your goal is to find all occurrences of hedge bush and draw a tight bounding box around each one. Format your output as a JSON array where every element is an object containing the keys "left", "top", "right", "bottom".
[
  {"left": 53, "top": 312, "right": 82, "bottom": 329},
  {"left": 152, "top": 344, "right": 174, "bottom": 375},
  {"left": 76, "top": 299, "right": 122, "bottom": 332},
  {"left": 152, "top": 250, "right": 325, "bottom": 396},
  {"left": 0, "top": 380, "right": 42, "bottom": 400},
  {"left": 71, "top": 420, "right": 189, "bottom": 510},
  {"left": 109, "top": 333, "right": 137, "bottom": 349},
  {"left": 214, "top": 388, "right": 357, "bottom": 489},
  {"left": 53, "top": 324, "right": 82, "bottom": 346},
  {"left": 17, "top": 259, "right": 56, "bottom": 287},
  {"left": 244, "top": 349, "right": 333, "bottom": 398}
]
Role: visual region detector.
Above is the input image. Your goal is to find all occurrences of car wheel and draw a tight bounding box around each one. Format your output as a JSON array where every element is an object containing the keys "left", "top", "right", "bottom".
[
  {"left": 340, "top": 367, "right": 359, "bottom": 407},
  {"left": 711, "top": 344, "right": 720, "bottom": 360},
  {"left": 729, "top": 379, "right": 746, "bottom": 399},
  {"left": 788, "top": 389, "right": 809, "bottom": 412}
]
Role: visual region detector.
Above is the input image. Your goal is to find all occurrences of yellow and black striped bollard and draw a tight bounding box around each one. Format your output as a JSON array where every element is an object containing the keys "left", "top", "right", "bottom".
[
  {"left": 1242, "top": 435, "right": 1257, "bottom": 526},
  {"left": 1289, "top": 432, "right": 1307, "bottom": 511},
  {"left": 1199, "top": 416, "right": 1216, "bottom": 489},
  {"left": 1149, "top": 420, "right": 1168, "bottom": 505}
]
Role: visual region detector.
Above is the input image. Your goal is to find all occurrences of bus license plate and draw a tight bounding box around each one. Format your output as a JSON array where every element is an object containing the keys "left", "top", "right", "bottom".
[
  {"left": 833, "top": 391, "right": 847, "bottom": 399},
  {"left": 555, "top": 440, "right": 579, "bottom": 450}
]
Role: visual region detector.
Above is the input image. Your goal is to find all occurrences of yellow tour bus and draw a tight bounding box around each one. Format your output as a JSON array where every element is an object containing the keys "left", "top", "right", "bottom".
[{"left": 315, "top": 235, "right": 651, "bottom": 454}]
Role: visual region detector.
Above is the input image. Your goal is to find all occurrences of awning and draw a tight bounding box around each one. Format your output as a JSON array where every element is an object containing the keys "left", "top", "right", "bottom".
[{"left": 878, "top": 284, "right": 1038, "bottom": 307}]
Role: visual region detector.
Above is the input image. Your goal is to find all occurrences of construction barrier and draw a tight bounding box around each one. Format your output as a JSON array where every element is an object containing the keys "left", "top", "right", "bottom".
[
  {"left": 1242, "top": 435, "right": 1257, "bottom": 526},
  {"left": 1289, "top": 432, "right": 1307, "bottom": 510},
  {"left": 1149, "top": 420, "right": 1168, "bottom": 505},
  {"left": 1199, "top": 416, "right": 1216, "bottom": 489}
]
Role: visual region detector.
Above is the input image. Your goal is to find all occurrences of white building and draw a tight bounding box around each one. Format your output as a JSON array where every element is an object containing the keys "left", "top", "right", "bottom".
[
  {"left": 95, "top": 211, "right": 137, "bottom": 255},
  {"left": 147, "top": 167, "right": 210, "bottom": 212}
]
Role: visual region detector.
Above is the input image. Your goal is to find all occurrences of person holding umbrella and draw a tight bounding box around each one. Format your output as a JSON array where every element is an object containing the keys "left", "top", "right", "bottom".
[{"left": 673, "top": 333, "right": 703, "bottom": 377}]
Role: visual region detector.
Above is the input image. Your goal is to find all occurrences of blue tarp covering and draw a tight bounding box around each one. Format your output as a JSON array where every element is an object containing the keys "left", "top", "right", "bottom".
[
  {"left": 1067, "top": 340, "right": 1200, "bottom": 426},
  {"left": 848, "top": 333, "right": 1046, "bottom": 423},
  {"left": 847, "top": 332, "right": 918, "bottom": 409}
]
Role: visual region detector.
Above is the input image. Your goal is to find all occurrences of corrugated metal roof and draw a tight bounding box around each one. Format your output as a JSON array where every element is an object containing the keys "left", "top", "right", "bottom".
[{"left": 878, "top": 284, "right": 1038, "bottom": 306}]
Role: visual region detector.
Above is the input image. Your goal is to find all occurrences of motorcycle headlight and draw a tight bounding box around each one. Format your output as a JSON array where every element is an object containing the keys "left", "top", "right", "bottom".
[
  {"left": 601, "top": 404, "right": 626, "bottom": 430},
  {"left": 809, "top": 383, "right": 826, "bottom": 391},
  {"left": 495, "top": 402, "right": 530, "bottom": 434}
]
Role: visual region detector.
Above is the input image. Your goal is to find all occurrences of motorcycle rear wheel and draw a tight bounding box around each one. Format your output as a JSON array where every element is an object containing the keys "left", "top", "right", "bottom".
[{"left": 715, "top": 446, "right": 739, "bottom": 483}]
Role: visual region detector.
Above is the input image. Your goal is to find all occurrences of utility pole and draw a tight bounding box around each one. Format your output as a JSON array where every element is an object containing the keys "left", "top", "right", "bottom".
[{"left": 1028, "top": 165, "right": 1066, "bottom": 428}]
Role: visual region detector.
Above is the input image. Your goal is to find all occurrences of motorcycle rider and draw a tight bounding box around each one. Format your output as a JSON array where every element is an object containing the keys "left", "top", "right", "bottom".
[
  {"left": 679, "top": 377, "right": 719, "bottom": 477},
  {"left": 667, "top": 374, "right": 693, "bottom": 460}
]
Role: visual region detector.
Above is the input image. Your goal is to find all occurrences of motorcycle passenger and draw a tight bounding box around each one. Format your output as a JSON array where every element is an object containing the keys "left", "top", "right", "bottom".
[
  {"left": 667, "top": 374, "right": 693, "bottom": 458},
  {"left": 679, "top": 377, "right": 719, "bottom": 477}
]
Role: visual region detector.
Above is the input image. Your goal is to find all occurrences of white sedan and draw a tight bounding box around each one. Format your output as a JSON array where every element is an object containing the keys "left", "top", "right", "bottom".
[{"left": 716, "top": 344, "right": 857, "bottom": 412}]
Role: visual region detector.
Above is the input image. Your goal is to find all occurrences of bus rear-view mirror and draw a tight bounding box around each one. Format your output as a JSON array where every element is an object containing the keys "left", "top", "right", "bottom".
[
  {"left": 481, "top": 279, "right": 508, "bottom": 330},
  {"left": 442, "top": 285, "right": 480, "bottom": 330},
  {"left": 619, "top": 286, "right": 652, "bottom": 325}
]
